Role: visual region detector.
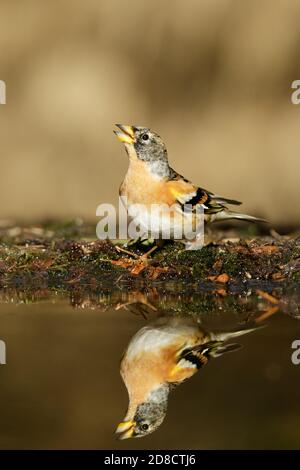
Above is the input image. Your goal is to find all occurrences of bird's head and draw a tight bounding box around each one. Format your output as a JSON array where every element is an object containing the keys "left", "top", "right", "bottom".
[
  {"left": 114, "top": 125, "right": 169, "bottom": 172},
  {"left": 115, "top": 384, "right": 169, "bottom": 439}
]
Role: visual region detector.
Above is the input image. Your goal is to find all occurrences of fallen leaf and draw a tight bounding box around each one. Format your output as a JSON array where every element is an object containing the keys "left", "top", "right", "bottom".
[
  {"left": 111, "top": 258, "right": 149, "bottom": 275},
  {"left": 216, "top": 288, "right": 227, "bottom": 296},
  {"left": 33, "top": 259, "right": 54, "bottom": 269},
  {"left": 216, "top": 273, "right": 230, "bottom": 283},
  {"left": 230, "top": 245, "right": 249, "bottom": 254},
  {"left": 111, "top": 259, "right": 135, "bottom": 269},
  {"left": 131, "top": 261, "right": 147, "bottom": 275},
  {"left": 251, "top": 245, "right": 278, "bottom": 255},
  {"left": 272, "top": 272, "right": 285, "bottom": 280}
]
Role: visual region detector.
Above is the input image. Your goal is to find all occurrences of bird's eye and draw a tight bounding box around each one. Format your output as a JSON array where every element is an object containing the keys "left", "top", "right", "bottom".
[
  {"left": 141, "top": 423, "right": 149, "bottom": 431},
  {"left": 141, "top": 133, "right": 149, "bottom": 141}
]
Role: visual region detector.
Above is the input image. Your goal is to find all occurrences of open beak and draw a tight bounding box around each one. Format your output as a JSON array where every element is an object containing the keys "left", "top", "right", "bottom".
[
  {"left": 115, "top": 420, "right": 135, "bottom": 440},
  {"left": 114, "top": 124, "right": 136, "bottom": 145}
]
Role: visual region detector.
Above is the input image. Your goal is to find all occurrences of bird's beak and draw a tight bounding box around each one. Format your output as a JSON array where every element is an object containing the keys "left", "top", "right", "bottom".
[
  {"left": 114, "top": 124, "right": 136, "bottom": 145},
  {"left": 115, "top": 420, "right": 136, "bottom": 440}
]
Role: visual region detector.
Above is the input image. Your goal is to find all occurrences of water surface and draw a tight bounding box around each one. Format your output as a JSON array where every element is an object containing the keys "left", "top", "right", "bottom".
[{"left": 0, "top": 286, "right": 299, "bottom": 449}]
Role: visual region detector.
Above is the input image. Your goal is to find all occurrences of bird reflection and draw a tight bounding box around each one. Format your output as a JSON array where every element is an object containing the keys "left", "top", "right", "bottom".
[{"left": 116, "top": 316, "right": 262, "bottom": 439}]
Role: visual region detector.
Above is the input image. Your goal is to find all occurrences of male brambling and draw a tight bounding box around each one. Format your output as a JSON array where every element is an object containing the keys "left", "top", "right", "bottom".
[
  {"left": 114, "top": 125, "right": 265, "bottom": 251},
  {"left": 115, "top": 316, "right": 261, "bottom": 439}
]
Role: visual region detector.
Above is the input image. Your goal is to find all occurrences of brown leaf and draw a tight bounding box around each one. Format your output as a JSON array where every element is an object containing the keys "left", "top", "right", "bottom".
[
  {"left": 111, "top": 258, "right": 149, "bottom": 276},
  {"left": 216, "top": 288, "right": 227, "bottom": 296},
  {"left": 230, "top": 245, "right": 249, "bottom": 254},
  {"left": 216, "top": 273, "right": 230, "bottom": 283},
  {"left": 251, "top": 245, "right": 278, "bottom": 255},
  {"left": 130, "top": 261, "right": 147, "bottom": 275},
  {"left": 272, "top": 272, "right": 285, "bottom": 280},
  {"left": 111, "top": 258, "right": 135, "bottom": 269},
  {"left": 33, "top": 259, "right": 54, "bottom": 269}
]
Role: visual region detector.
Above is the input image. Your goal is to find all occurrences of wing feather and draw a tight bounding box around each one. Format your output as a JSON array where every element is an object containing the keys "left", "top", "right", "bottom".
[{"left": 167, "top": 169, "right": 242, "bottom": 215}]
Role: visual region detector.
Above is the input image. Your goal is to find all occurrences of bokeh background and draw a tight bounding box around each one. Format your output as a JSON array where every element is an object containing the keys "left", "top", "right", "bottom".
[{"left": 0, "top": 0, "right": 300, "bottom": 225}]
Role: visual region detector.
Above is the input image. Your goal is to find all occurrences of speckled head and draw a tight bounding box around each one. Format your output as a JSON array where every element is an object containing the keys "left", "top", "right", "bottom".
[
  {"left": 115, "top": 383, "right": 169, "bottom": 439},
  {"left": 114, "top": 124, "right": 170, "bottom": 178}
]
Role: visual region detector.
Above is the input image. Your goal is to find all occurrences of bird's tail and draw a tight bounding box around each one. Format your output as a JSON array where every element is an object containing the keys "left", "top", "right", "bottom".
[
  {"left": 211, "top": 209, "right": 267, "bottom": 224},
  {"left": 206, "top": 323, "right": 266, "bottom": 358}
]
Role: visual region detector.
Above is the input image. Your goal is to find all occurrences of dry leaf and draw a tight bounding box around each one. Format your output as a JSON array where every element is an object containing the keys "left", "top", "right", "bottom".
[
  {"left": 131, "top": 261, "right": 147, "bottom": 275},
  {"left": 216, "top": 273, "right": 230, "bottom": 283},
  {"left": 251, "top": 245, "right": 278, "bottom": 255},
  {"left": 272, "top": 272, "right": 285, "bottom": 280},
  {"left": 111, "top": 259, "right": 135, "bottom": 269},
  {"left": 216, "top": 288, "right": 227, "bottom": 296}
]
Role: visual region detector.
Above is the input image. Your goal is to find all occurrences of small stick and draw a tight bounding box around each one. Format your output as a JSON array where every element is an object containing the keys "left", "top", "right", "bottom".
[
  {"left": 115, "top": 245, "right": 139, "bottom": 259},
  {"left": 256, "top": 289, "right": 279, "bottom": 305},
  {"left": 255, "top": 305, "right": 279, "bottom": 324}
]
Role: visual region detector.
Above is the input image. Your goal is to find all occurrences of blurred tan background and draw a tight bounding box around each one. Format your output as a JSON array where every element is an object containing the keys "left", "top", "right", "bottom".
[{"left": 0, "top": 0, "right": 300, "bottom": 225}]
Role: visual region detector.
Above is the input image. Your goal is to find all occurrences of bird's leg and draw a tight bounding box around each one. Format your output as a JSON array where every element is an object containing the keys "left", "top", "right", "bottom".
[
  {"left": 115, "top": 242, "right": 158, "bottom": 262},
  {"left": 140, "top": 244, "right": 158, "bottom": 260},
  {"left": 139, "top": 238, "right": 167, "bottom": 260},
  {"left": 116, "top": 238, "right": 157, "bottom": 259}
]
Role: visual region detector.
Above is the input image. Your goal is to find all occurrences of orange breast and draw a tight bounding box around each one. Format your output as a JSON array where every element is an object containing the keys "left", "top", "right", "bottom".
[{"left": 120, "top": 160, "right": 195, "bottom": 207}]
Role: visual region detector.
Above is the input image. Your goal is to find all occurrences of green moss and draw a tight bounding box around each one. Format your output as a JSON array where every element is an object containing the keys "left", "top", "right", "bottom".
[
  {"left": 291, "top": 270, "right": 300, "bottom": 282},
  {"left": 222, "top": 252, "right": 250, "bottom": 276},
  {"left": 0, "top": 222, "right": 298, "bottom": 287}
]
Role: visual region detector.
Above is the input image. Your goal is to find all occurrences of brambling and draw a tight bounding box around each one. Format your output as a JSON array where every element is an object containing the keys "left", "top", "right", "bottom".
[
  {"left": 115, "top": 316, "right": 261, "bottom": 439},
  {"left": 114, "top": 125, "right": 265, "bottom": 251}
]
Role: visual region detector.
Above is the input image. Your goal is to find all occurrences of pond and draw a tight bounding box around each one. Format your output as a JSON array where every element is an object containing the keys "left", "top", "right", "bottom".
[{"left": 0, "top": 283, "right": 299, "bottom": 449}]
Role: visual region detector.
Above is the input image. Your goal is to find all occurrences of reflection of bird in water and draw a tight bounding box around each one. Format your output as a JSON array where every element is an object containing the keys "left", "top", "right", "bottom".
[{"left": 116, "top": 316, "right": 262, "bottom": 439}]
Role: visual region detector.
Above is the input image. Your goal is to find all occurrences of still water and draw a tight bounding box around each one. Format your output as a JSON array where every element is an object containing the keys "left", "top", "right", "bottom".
[{"left": 0, "top": 285, "right": 299, "bottom": 449}]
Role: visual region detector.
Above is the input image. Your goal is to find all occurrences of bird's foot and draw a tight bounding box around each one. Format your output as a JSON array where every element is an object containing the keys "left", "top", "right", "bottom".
[{"left": 139, "top": 245, "right": 158, "bottom": 260}]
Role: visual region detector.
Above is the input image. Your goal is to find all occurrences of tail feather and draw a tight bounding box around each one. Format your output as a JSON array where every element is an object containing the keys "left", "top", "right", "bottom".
[
  {"left": 211, "top": 209, "right": 267, "bottom": 224},
  {"left": 211, "top": 323, "right": 266, "bottom": 343},
  {"left": 207, "top": 323, "right": 266, "bottom": 357},
  {"left": 209, "top": 343, "right": 242, "bottom": 358},
  {"left": 210, "top": 195, "right": 242, "bottom": 206}
]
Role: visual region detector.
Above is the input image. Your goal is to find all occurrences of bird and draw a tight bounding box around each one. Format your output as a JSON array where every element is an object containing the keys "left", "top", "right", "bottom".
[
  {"left": 115, "top": 316, "right": 262, "bottom": 439},
  {"left": 114, "top": 125, "right": 265, "bottom": 252}
]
